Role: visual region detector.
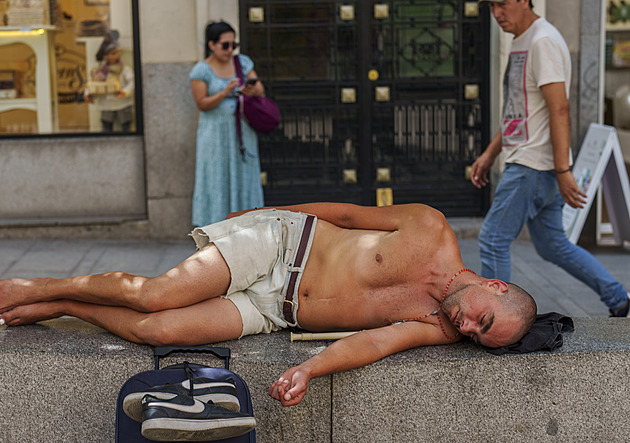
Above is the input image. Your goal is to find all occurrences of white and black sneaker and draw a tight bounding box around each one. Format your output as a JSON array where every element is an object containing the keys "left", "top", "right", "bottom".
[
  {"left": 140, "top": 394, "right": 256, "bottom": 441},
  {"left": 123, "top": 377, "right": 240, "bottom": 422}
]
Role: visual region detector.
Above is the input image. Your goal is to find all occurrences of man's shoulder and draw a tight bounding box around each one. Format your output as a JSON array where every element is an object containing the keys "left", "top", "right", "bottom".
[
  {"left": 528, "top": 18, "right": 568, "bottom": 48},
  {"left": 405, "top": 204, "right": 449, "bottom": 229},
  {"left": 397, "top": 206, "right": 457, "bottom": 250}
]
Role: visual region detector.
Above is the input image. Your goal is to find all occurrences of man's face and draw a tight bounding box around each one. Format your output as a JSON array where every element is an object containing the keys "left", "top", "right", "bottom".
[
  {"left": 441, "top": 281, "right": 522, "bottom": 348},
  {"left": 488, "top": 0, "right": 532, "bottom": 37}
]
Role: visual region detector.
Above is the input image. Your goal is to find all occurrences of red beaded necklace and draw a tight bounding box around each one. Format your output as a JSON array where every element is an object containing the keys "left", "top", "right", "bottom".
[
  {"left": 436, "top": 268, "right": 475, "bottom": 340},
  {"left": 399, "top": 267, "right": 476, "bottom": 341}
]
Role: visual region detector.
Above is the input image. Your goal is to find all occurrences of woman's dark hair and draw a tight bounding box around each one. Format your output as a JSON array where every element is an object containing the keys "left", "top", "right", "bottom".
[{"left": 204, "top": 21, "right": 235, "bottom": 57}]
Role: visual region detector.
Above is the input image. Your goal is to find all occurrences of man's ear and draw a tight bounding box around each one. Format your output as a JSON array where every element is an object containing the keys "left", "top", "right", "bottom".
[{"left": 482, "top": 279, "right": 509, "bottom": 294}]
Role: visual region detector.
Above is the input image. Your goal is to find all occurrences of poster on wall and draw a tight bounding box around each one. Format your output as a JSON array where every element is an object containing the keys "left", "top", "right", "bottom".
[
  {"left": 563, "top": 123, "right": 630, "bottom": 245},
  {"left": 610, "top": 32, "right": 630, "bottom": 67}
]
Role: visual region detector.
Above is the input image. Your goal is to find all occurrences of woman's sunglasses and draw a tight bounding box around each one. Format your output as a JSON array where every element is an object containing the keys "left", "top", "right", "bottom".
[{"left": 219, "top": 41, "right": 240, "bottom": 51}]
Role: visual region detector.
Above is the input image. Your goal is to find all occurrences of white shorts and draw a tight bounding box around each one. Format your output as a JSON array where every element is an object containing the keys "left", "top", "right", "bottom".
[{"left": 190, "top": 209, "right": 317, "bottom": 337}]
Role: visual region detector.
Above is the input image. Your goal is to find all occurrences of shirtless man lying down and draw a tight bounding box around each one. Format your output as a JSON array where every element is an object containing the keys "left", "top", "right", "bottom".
[{"left": 0, "top": 203, "right": 536, "bottom": 407}]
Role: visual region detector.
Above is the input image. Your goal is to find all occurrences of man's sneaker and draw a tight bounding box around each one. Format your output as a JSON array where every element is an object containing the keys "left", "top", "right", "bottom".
[
  {"left": 609, "top": 293, "right": 630, "bottom": 318},
  {"left": 123, "top": 377, "right": 240, "bottom": 422},
  {"left": 141, "top": 394, "right": 256, "bottom": 441}
]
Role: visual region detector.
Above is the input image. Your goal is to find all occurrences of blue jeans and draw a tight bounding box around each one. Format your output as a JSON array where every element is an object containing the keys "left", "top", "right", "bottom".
[{"left": 478, "top": 163, "right": 628, "bottom": 311}]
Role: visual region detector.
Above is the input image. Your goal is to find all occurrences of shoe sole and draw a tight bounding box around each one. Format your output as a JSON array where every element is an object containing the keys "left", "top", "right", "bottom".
[
  {"left": 123, "top": 392, "right": 240, "bottom": 422},
  {"left": 141, "top": 416, "right": 256, "bottom": 441}
]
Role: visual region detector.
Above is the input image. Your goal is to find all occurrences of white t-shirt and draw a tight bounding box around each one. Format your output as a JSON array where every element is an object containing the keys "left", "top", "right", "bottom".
[{"left": 500, "top": 17, "right": 571, "bottom": 171}]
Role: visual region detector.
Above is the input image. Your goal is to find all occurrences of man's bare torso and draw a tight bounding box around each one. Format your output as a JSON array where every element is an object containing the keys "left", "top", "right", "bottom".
[{"left": 296, "top": 214, "right": 461, "bottom": 331}]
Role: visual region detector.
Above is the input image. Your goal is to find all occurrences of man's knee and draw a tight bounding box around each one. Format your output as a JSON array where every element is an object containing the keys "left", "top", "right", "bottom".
[
  {"left": 132, "top": 279, "right": 170, "bottom": 312},
  {"left": 532, "top": 237, "right": 568, "bottom": 264}
]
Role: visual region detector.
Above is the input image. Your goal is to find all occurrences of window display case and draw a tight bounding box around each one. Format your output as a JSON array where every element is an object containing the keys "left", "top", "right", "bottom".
[
  {"left": 0, "top": 26, "right": 58, "bottom": 133},
  {"left": 0, "top": 0, "right": 139, "bottom": 135}
]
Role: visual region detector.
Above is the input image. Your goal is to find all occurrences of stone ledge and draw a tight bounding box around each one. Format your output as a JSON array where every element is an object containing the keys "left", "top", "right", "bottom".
[{"left": 1, "top": 318, "right": 629, "bottom": 442}]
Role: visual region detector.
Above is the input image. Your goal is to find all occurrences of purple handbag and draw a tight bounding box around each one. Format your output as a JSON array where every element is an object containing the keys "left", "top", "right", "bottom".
[{"left": 233, "top": 56, "right": 280, "bottom": 148}]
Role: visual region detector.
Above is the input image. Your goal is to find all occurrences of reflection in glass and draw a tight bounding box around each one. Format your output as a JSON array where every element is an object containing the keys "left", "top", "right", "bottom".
[{"left": 0, "top": 0, "right": 136, "bottom": 135}]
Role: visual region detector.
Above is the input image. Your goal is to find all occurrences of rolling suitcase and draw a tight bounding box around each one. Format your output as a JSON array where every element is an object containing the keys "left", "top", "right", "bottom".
[{"left": 115, "top": 346, "right": 256, "bottom": 442}]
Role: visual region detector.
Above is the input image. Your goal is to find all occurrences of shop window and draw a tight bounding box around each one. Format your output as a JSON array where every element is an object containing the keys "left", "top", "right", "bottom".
[{"left": 0, "top": 0, "right": 140, "bottom": 135}]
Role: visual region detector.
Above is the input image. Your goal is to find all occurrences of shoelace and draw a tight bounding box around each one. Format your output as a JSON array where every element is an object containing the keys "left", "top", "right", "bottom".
[{"left": 183, "top": 361, "right": 196, "bottom": 397}]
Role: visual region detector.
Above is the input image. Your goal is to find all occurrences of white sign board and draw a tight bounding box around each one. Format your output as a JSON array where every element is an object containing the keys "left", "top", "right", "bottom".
[{"left": 563, "top": 123, "right": 630, "bottom": 244}]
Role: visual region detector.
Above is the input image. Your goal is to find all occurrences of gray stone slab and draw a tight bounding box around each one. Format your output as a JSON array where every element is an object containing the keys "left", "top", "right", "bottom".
[
  {"left": 4, "top": 240, "right": 91, "bottom": 275},
  {"left": 88, "top": 244, "right": 167, "bottom": 275},
  {"left": 3, "top": 317, "right": 630, "bottom": 442},
  {"left": 0, "top": 320, "right": 330, "bottom": 443},
  {"left": 0, "top": 240, "right": 32, "bottom": 276},
  {"left": 332, "top": 318, "right": 630, "bottom": 442}
]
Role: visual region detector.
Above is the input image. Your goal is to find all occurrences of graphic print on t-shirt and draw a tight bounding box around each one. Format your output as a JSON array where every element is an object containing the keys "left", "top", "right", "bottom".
[{"left": 501, "top": 51, "right": 528, "bottom": 146}]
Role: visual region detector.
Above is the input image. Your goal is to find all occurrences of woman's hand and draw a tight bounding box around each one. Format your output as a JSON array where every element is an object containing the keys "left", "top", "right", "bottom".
[
  {"left": 223, "top": 78, "right": 240, "bottom": 97},
  {"left": 239, "top": 71, "right": 265, "bottom": 97},
  {"left": 239, "top": 83, "right": 258, "bottom": 97}
]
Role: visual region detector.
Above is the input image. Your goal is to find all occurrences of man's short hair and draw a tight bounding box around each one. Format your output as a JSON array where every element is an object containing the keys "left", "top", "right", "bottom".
[{"left": 503, "top": 283, "right": 537, "bottom": 342}]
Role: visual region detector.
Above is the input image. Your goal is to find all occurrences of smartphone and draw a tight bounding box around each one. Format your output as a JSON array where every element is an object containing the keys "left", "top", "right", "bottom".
[{"left": 246, "top": 78, "right": 259, "bottom": 86}]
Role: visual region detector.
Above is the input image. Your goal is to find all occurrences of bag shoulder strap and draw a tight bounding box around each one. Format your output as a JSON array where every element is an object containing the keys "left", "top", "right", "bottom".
[
  {"left": 233, "top": 55, "right": 246, "bottom": 156},
  {"left": 233, "top": 55, "right": 245, "bottom": 85}
]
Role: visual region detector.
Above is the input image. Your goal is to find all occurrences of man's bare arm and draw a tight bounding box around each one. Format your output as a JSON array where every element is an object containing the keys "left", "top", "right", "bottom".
[
  {"left": 228, "top": 202, "right": 444, "bottom": 232},
  {"left": 268, "top": 321, "right": 459, "bottom": 406},
  {"left": 540, "top": 81, "right": 586, "bottom": 208}
]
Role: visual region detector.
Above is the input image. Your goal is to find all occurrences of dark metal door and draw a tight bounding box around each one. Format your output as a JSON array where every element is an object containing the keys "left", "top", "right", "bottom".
[{"left": 240, "top": 0, "right": 491, "bottom": 216}]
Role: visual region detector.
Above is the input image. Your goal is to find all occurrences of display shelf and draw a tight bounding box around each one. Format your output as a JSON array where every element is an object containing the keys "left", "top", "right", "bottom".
[
  {"left": 0, "top": 97, "right": 37, "bottom": 111},
  {"left": 0, "top": 26, "right": 58, "bottom": 132}
]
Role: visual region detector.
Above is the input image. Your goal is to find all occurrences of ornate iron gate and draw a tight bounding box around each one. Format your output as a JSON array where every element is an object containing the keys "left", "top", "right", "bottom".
[{"left": 239, "top": 0, "right": 491, "bottom": 216}]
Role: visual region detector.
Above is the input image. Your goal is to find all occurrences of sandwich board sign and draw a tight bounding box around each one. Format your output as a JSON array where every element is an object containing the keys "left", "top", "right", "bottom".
[{"left": 563, "top": 123, "right": 630, "bottom": 245}]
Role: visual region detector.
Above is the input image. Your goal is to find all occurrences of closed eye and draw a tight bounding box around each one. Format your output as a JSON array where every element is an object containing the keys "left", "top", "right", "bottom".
[{"left": 481, "top": 314, "right": 494, "bottom": 334}]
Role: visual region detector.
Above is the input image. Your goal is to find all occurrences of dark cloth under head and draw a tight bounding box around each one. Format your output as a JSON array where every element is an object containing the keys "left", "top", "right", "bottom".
[{"left": 485, "top": 312, "right": 574, "bottom": 355}]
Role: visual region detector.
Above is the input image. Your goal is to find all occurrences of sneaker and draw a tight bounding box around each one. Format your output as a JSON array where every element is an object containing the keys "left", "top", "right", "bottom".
[
  {"left": 141, "top": 394, "right": 256, "bottom": 441},
  {"left": 609, "top": 293, "right": 630, "bottom": 318},
  {"left": 123, "top": 377, "right": 240, "bottom": 422}
]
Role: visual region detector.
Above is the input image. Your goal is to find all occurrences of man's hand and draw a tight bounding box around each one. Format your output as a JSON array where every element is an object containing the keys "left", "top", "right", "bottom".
[
  {"left": 557, "top": 172, "right": 587, "bottom": 208},
  {"left": 470, "top": 150, "right": 497, "bottom": 189},
  {"left": 268, "top": 366, "right": 311, "bottom": 407}
]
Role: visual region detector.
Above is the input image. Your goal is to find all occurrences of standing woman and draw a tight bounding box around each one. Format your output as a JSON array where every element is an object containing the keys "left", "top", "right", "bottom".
[{"left": 189, "top": 21, "right": 265, "bottom": 226}]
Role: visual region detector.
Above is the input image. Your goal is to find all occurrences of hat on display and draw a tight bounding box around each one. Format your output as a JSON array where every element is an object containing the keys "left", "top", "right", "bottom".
[{"left": 96, "top": 30, "right": 121, "bottom": 61}]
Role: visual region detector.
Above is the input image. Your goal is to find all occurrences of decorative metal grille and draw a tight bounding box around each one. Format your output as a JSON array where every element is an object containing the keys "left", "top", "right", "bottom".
[{"left": 240, "top": 0, "right": 490, "bottom": 215}]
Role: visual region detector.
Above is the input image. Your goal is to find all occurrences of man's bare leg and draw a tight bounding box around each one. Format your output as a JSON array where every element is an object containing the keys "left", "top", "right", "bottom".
[
  {"left": 0, "top": 244, "right": 231, "bottom": 314},
  {"left": 1, "top": 296, "right": 243, "bottom": 345}
]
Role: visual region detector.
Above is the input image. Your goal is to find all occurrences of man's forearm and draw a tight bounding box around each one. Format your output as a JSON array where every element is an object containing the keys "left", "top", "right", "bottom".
[
  {"left": 296, "top": 331, "right": 387, "bottom": 380},
  {"left": 486, "top": 130, "right": 503, "bottom": 158},
  {"left": 550, "top": 111, "right": 571, "bottom": 172}
]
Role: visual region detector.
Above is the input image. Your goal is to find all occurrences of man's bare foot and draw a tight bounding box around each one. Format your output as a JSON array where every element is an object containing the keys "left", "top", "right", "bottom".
[
  {"left": 0, "top": 301, "right": 65, "bottom": 326},
  {"left": 0, "top": 278, "right": 49, "bottom": 313}
]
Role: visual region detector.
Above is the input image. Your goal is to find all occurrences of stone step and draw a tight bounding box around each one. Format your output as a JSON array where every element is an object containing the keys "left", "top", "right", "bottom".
[{"left": 1, "top": 317, "right": 628, "bottom": 442}]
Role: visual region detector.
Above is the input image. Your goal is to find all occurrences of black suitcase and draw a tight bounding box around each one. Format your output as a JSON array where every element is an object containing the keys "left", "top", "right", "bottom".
[{"left": 115, "top": 346, "right": 256, "bottom": 442}]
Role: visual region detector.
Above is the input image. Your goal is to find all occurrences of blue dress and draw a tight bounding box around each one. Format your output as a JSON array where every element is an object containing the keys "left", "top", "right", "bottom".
[{"left": 189, "top": 54, "right": 264, "bottom": 226}]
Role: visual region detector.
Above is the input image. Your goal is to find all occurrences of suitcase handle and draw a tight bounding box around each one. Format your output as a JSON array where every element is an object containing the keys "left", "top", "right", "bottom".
[{"left": 153, "top": 346, "right": 231, "bottom": 370}]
